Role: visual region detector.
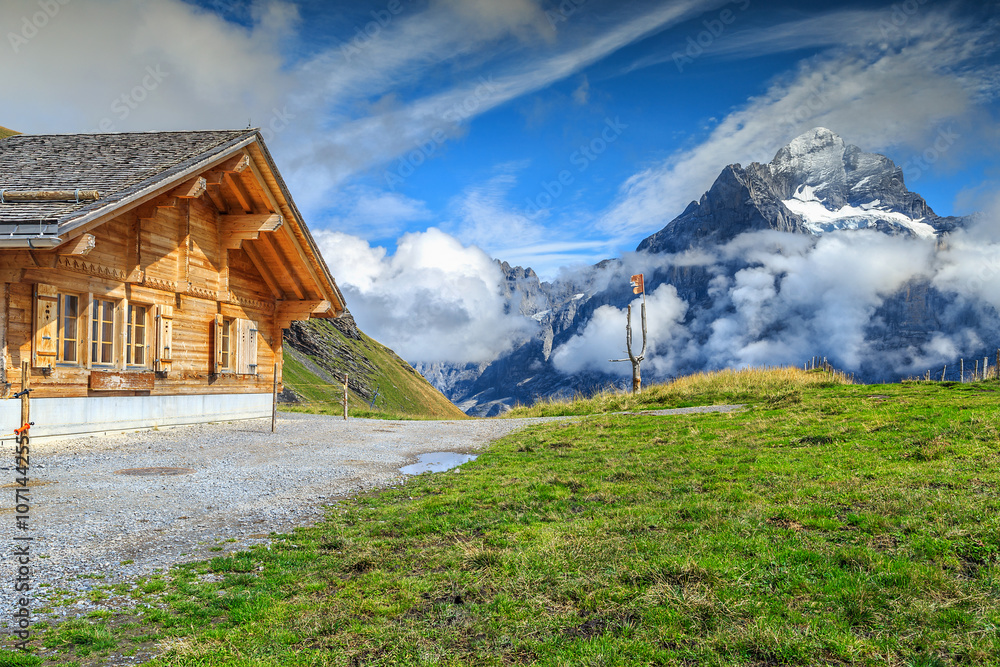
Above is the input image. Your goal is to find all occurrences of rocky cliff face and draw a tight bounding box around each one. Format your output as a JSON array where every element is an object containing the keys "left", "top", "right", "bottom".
[{"left": 423, "top": 128, "right": 982, "bottom": 415}]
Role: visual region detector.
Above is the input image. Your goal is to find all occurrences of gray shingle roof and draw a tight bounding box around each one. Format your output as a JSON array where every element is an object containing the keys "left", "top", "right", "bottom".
[{"left": 0, "top": 130, "right": 258, "bottom": 242}]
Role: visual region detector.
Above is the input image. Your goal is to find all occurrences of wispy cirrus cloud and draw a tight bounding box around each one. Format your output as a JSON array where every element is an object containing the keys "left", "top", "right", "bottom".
[
  {"left": 599, "top": 7, "right": 1000, "bottom": 243},
  {"left": 284, "top": 0, "right": 719, "bottom": 198}
]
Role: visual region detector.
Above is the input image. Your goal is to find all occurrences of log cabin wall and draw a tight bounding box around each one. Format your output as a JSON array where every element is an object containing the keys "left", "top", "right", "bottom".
[{"left": 3, "top": 187, "right": 280, "bottom": 399}]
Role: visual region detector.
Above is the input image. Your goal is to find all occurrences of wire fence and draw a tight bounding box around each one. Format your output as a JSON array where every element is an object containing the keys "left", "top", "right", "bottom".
[
  {"left": 917, "top": 349, "right": 1000, "bottom": 383},
  {"left": 281, "top": 378, "right": 386, "bottom": 413},
  {"left": 805, "top": 350, "right": 1000, "bottom": 384}
]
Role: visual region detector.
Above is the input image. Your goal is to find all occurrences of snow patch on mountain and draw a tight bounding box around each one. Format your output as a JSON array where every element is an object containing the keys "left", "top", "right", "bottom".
[{"left": 783, "top": 184, "right": 936, "bottom": 239}]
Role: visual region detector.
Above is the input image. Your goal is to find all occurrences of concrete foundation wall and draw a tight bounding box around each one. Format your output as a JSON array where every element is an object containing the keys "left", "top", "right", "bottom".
[{"left": 0, "top": 393, "right": 271, "bottom": 443}]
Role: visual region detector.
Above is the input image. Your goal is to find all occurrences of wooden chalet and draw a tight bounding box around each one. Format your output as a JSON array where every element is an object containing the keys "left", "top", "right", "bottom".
[{"left": 0, "top": 130, "right": 345, "bottom": 440}]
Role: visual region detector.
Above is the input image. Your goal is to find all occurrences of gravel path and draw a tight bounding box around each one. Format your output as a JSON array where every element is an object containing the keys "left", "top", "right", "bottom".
[
  {"left": 0, "top": 404, "right": 742, "bottom": 635},
  {"left": 1, "top": 412, "right": 562, "bottom": 630}
]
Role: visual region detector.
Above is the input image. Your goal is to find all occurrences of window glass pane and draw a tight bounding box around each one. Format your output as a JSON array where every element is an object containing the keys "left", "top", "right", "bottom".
[
  {"left": 92, "top": 299, "right": 115, "bottom": 365},
  {"left": 221, "top": 319, "right": 230, "bottom": 369},
  {"left": 60, "top": 294, "right": 78, "bottom": 363},
  {"left": 128, "top": 305, "right": 147, "bottom": 366}
]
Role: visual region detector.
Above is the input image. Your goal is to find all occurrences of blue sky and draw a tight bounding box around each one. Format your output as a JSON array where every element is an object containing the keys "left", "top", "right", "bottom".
[{"left": 2, "top": 0, "right": 999, "bottom": 362}]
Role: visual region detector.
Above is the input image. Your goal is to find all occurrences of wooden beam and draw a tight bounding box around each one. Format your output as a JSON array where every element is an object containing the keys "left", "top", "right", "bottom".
[
  {"left": 125, "top": 214, "right": 141, "bottom": 283},
  {"left": 242, "top": 241, "right": 285, "bottom": 299},
  {"left": 205, "top": 183, "right": 228, "bottom": 213},
  {"left": 0, "top": 269, "right": 23, "bottom": 284},
  {"left": 170, "top": 176, "right": 207, "bottom": 199},
  {"left": 219, "top": 214, "right": 283, "bottom": 234},
  {"left": 0, "top": 189, "right": 100, "bottom": 202},
  {"left": 245, "top": 157, "right": 281, "bottom": 214},
  {"left": 217, "top": 153, "right": 250, "bottom": 173},
  {"left": 312, "top": 300, "right": 333, "bottom": 316},
  {"left": 224, "top": 172, "right": 254, "bottom": 214},
  {"left": 55, "top": 233, "right": 96, "bottom": 256},
  {"left": 276, "top": 300, "right": 325, "bottom": 323},
  {"left": 259, "top": 233, "right": 307, "bottom": 300}
]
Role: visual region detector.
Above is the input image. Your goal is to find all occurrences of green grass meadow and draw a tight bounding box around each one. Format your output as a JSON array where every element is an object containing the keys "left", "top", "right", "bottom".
[{"left": 5, "top": 369, "right": 1000, "bottom": 665}]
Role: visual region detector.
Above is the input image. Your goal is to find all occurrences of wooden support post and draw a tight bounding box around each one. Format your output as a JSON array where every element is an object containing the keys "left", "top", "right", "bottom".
[
  {"left": 960, "top": 359, "right": 964, "bottom": 383},
  {"left": 343, "top": 373, "right": 348, "bottom": 421},
  {"left": 975, "top": 359, "right": 979, "bottom": 381},
  {"left": 20, "top": 360, "right": 30, "bottom": 427},
  {"left": 271, "top": 362, "right": 278, "bottom": 434},
  {"left": 941, "top": 365, "right": 947, "bottom": 382}
]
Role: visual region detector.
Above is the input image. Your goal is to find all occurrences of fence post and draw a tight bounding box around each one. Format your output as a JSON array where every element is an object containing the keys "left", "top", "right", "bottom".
[
  {"left": 941, "top": 365, "right": 947, "bottom": 382},
  {"left": 19, "top": 360, "right": 29, "bottom": 428},
  {"left": 343, "top": 373, "right": 348, "bottom": 421},
  {"left": 960, "top": 359, "right": 964, "bottom": 383},
  {"left": 271, "top": 362, "right": 278, "bottom": 433}
]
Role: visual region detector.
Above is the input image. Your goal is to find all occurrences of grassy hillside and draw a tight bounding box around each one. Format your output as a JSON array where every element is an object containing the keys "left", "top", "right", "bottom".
[
  {"left": 0, "top": 125, "right": 19, "bottom": 140},
  {"left": 16, "top": 368, "right": 1000, "bottom": 665},
  {"left": 281, "top": 314, "right": 466, "bottom": 420}
]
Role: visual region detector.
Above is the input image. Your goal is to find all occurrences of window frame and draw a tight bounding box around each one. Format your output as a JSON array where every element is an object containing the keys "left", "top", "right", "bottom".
[
  {"left": 125, "top": 303, "right": 150, "bottom": 369},
  {"left": 90, "top": 297, "right": 117, "bottom": 368},
  {"left": 219, "top": 317, "right": 232, "bottom": 372},
  {"left": 55, "top": 292, "right": 81, "bottom": 365}
]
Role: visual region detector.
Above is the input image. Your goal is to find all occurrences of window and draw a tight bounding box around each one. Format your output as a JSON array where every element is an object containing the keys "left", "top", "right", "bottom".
[
  {"left": 91, "top": 298, "right": 115, "bottom": 366},
  {"left": 126, "top": 304, "right": 148, "bottom": 367},
  {"left": 34, "top": 285, "right": 81, "bottom": 368},
  {"left": 214, "top": 315, "right": 258, "bottom": 375},
  {"left": 219, "top": 318, "right": 231, "bottom": 371},
  {"left": 57, "top": 293, "right": 79, "bottom": 363}
]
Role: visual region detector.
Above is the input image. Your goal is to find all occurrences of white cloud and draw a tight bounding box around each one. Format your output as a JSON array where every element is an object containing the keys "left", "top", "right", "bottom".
[
  {"left": 315, "top": 228, "right": 534, "bottom": 364},
  {"left": 552, "top": 283, "right": 688, "bottom": 375},
  {"left": 0, "top": 0, "right": 295, "bottom": 133}
]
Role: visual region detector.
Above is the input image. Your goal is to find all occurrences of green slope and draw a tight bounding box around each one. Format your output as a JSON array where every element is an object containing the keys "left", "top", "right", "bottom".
[
  {"left": 0, "top": 125, "right": 19, "bottom": 140},
  {"left": 281, "top": 313, "right": 466, "bottom": 419}
]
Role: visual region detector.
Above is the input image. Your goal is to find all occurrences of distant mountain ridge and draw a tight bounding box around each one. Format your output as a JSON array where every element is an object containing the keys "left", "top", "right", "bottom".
[
  {"left": 638, "top": 127, "right": 963, "bottom": 254},
  {"left": 421, "top": 128, "right": 982, "bottom": 415}
]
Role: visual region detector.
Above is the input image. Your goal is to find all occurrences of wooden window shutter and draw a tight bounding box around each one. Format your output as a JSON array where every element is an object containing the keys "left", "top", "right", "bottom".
[
  {"left": 33, "top": 284, "right": 58, "bottom": 368},
  {"left": 116, "top": 296, "right": 128, "bottom": 370},
  {"left": 213, "top": 314, "right": 224, "bottom": 374},
  {"left": 235, "top": 318, "right": 246, "bottom": 374},
  {"left": 155, "top": 305, "right": 173, "bottom": 372},
  {"left": 247, "top": 319, "right": 258, "bottom": 375},
  {"left": 232, "top": 318, "right": 259, "bottom": 375}
]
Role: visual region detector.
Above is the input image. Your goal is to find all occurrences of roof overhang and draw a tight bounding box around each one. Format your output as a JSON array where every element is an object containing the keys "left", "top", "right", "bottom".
[{"left": 1, "top": 132, "right": 346, "bottom": 319}]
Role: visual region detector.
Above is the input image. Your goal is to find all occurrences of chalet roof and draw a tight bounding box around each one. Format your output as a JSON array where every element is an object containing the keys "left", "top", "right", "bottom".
[
  {"left": 0, "top": 130, "right": 255, "bottom": 239},
  {"left": 0, "top": 130, "right": 345, "bottom": 317}
]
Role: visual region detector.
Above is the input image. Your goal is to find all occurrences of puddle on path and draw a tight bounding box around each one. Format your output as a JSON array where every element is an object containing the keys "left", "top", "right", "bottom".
[{"left": 400, "top": 452, "right": 476, "bottom": 475}]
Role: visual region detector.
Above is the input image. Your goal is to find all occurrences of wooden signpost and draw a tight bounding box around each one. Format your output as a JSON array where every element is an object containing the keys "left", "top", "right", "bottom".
[{"left": 610, "top": 274, "right": 647, "bottom": 393}]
